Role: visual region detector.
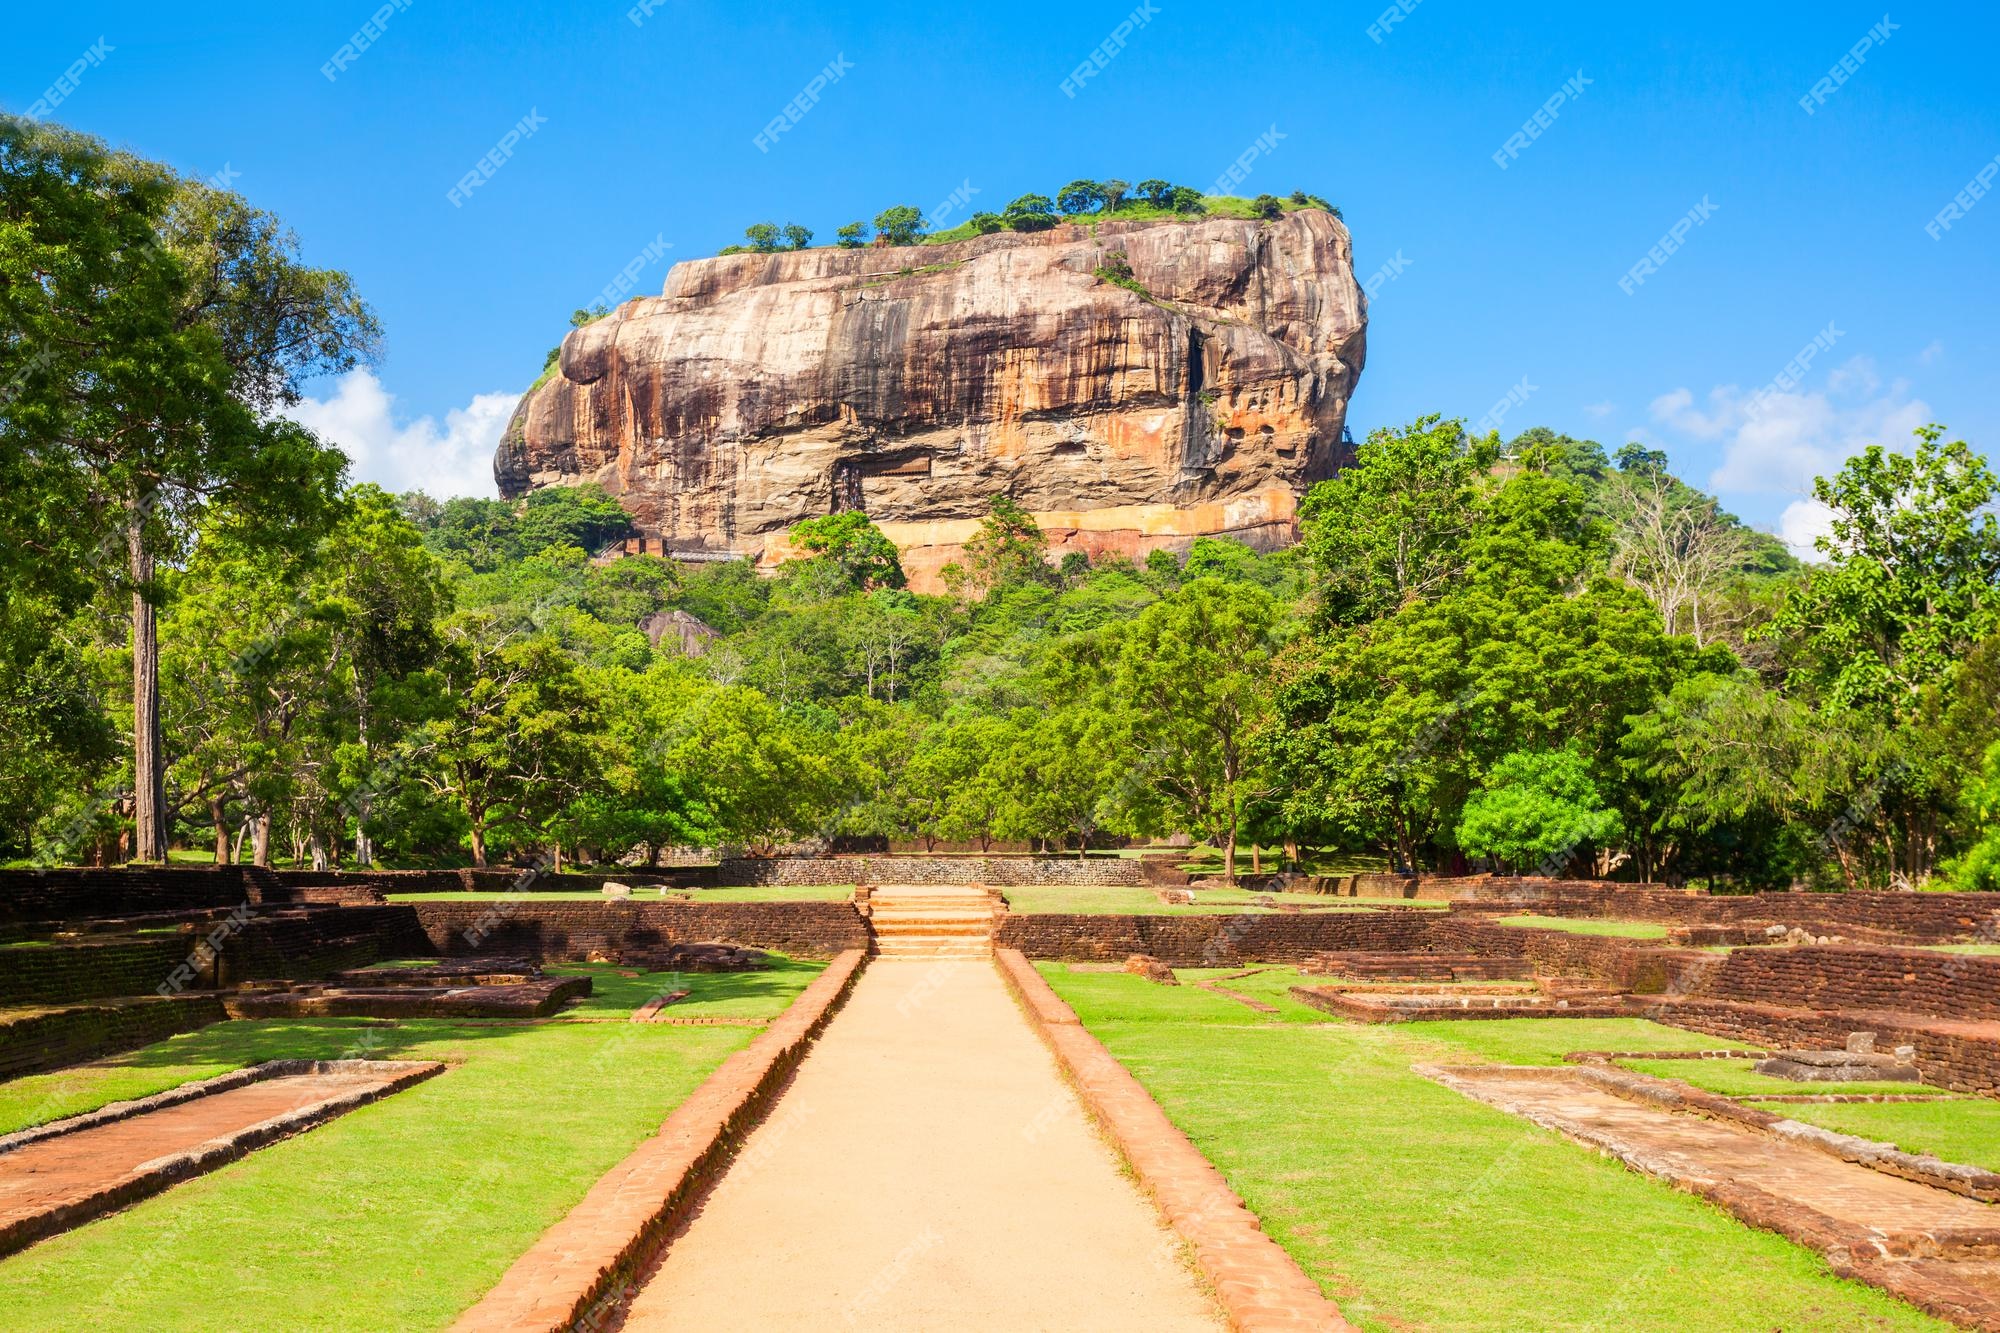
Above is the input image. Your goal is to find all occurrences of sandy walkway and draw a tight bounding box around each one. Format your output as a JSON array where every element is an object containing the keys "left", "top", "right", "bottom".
[{"left": 620, "top": 959, "right": 1222, "bottom": 1331}]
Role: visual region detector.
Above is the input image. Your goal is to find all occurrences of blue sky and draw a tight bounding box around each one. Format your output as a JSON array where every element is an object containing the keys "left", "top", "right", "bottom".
[{"left": 8, "top": 1, "right": 1996, "bottom": 552}]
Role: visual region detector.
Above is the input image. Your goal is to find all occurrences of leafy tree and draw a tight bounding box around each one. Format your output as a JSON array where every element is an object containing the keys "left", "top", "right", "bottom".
[
  {"left": 1002, "top": 194, "right": 1059, "bottom": 231},
  {"left": 873, "top": 205, "right": 924, "bottom": 246},
  {"left": 1111, "top": 579, "right": 1286, "bottom": 878},
  {"left": 1298, "top": 415, "right": 1489, "bottom": 626},
  {"left": 782, "top": 223, "right": 812, "bottom": 250},
  {"left": 743, "top": 222, "right": 780, "bottom": 252},
  {"left": 962, "top": 495, "right": 1053, "bottom": 593},
  {"left": 968, "top": 212, "right": 1005, "bottom": 234},
  {"left": 1251, "top": 193, "right": 1284, "bottom": 220},
  {"left": 1168, "top": 186, "right": 1206, "bottom": 214},
  {"left": 1762, "top": 426, "right": 2000, "bottom": 721},
  {"left": 1946, "top": 740, "right": 2000, "bottom": 889},
  {"left": 1056, "top": 179, "right": 1105, "bottom": 215},
  {"left": 517, "top": 483, "right": 635, "bottom": 556},
  {"left": 0, "top": 118, "right": 374, "bottom": 860},
  {"left": 789, "top": 511, "right": 907, "bottom": 591},
  {"left": 1134, "top": 179, "right": 1172, "bottom": 205},
  {"left": 834, "top": 221, "right": 867, "bottom": 248},
  {"left": 1457, "top": 748, "right": 1622, "bottom": 873},
  {"left": 1100, "top": 179, "right": 1131, "bottom": 211},
  {"left": 413, "top": 629, "right": 606, "bottom": 866}
]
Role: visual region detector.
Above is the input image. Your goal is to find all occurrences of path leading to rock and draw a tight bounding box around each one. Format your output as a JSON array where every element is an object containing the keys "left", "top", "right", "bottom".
[{"left": 620, "top": 959, "right": 1223, "bottom": 1331}]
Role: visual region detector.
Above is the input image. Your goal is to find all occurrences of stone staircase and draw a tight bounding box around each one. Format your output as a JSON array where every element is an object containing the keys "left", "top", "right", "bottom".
[{"left": 863, "top": 885, "right": 1001, "bottom": 959}]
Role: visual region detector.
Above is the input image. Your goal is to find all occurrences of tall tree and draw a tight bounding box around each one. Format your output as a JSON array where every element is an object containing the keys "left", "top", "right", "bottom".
[
  {"left": 1111, "top": 578, "right": 1286, "bottom": 878},
  {"left": 1, "top": 118, "right": 376, "bottom": 859}
]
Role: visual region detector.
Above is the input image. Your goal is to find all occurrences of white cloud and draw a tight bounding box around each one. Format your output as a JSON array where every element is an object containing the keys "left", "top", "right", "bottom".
[
  {"left": 1918, "top": 339, "right": 1945, "bottom": 365},
  {"left": 1644, "top": 355, "right": 1932, "bottom": 561},
  {"left": 1777, "top": 499, "right": 1835, "bottom": 559},
  {"left": 1582, "top": 400, "right": 1615, "bottom": 419},
  {"left": 284, "top": 370, "right": 518, "bottom": 499}
]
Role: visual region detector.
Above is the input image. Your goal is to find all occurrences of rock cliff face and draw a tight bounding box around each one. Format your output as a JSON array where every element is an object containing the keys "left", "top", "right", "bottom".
[{"left": 496, "top": 210, "right": 1365, "bottom": 588}]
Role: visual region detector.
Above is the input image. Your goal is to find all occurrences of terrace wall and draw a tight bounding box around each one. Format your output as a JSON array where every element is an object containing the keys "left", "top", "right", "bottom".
[
  {"left": 1691, "top": 945, "right": 2000, "bottom": 1024},
  {"left": 0, "top": 996, "right": 226, "bottom": 1080},
  {"left": 993, "top": 910, "right": 1435, "bottom": 964},
  {"left": 699, "top": 856, "right": 1160, "bottom": 888},
  {"left": 1425, "top": 918, "right": 1716, "bottom": 994},
  {"left": 0, "top": 906, "right": 434, "bottom": 1005},
  {"left": 1645, "top": 1000, "right": 2000, "bottom": 1097},
  {"left": 412, "top": 900, "right": 869, "bottom": 961},
  {"left": 0, "top": 866, "right": 279, "bottom": 924}
]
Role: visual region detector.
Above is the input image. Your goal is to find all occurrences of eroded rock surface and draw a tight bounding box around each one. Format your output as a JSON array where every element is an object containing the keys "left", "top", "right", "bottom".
[{"left": 497, "top": 211, "right": 1365, "bottom": 588}]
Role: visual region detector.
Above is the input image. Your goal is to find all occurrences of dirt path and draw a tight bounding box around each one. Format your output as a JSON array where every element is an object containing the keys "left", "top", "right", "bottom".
[{"left": 620, "top": 959, "right": 1223, "bottom": 1332}]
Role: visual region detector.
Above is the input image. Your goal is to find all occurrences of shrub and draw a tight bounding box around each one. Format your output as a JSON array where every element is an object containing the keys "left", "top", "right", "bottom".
[
  {"left": 1457, "top": 749, "right": 1623, "bottom": 873},
  {"left": 835, "top": 221, "right": 867, "bottom": 248}
]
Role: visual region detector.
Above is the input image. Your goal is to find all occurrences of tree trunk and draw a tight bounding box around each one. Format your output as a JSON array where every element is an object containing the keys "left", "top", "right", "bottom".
[
  {"left": 1283, "top": 837, "right": 1299, "bottom": 868},
  {"left": 1223, "top": 813, "right": 1239, "bottom": 883},
  {"left": 129, "top": 517, "right": 166, "bottom": 863},
  {"left": 469, "top": 821, "right": 488, "bottom": 868},
  {"left": 211, "top": 797, "right": 229, "bottom": 864},
  {"left": 552, "top": 842, "right": 562, "bottom": 874},
  {"left": 1251, "top": 843, "right": 1261, "bottom": 875},
  {"left": 231, "top": 821, "right": 248, "bottom": 865},
  {"left": 251, "top": 812, "right": 271, "bottom": 867},
  {"left": 309, "top": 831, "right": 329, "bottom": 872}
]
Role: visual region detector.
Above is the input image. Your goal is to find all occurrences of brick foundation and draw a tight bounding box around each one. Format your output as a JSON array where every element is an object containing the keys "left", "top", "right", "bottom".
[
  {"left": 994, "top": 910, "right": 1435, "bottom": 964},
  {"left": 413, "top": 900, "right": 869, "bottom": 962},
  {"left": 0, "top": 996, "right": 227, "bottom": 1079},
  {"left": 696, "top": 855, "right": 1161, "bottom": 887}
]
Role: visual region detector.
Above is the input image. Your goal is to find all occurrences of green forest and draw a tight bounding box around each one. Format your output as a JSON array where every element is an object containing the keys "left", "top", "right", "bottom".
[{"left": 6, "top": 118, "right": 2000, "bottom": 890}]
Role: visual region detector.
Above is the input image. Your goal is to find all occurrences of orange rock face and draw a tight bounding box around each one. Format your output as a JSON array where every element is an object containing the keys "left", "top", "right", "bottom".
[{"left": 495, "top": 211, "right": 1366, "bottom": 590}]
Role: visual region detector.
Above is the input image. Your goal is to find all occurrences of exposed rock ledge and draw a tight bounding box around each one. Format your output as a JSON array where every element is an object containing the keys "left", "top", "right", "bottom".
[{"left": 496, "top": 210, "right": 1366, "bottom": 589}]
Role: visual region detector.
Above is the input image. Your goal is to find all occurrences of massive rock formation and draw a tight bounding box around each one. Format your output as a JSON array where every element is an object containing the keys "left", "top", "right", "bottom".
[{"left": 496, "top": 209, "right": 1365, "bottom": 588}]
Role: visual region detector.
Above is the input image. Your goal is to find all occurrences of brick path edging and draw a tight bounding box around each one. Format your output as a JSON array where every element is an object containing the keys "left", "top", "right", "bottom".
[
  {"left": 994, "top": 949, "right": 1356, "bottom": 1333},
  {"left": 0, "top": 1059, "right": 444, "bottom": 1260},
  {"left": 448, "top": 949, "right": 868, "bottom": 1333}
]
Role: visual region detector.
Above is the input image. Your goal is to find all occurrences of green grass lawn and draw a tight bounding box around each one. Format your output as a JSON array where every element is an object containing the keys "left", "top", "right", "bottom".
[
  {"left": 384, "top": 884, "right": 854, "bottom": 903},
  {"left": 1494, "top": 915, "right": 1671, "bottom": 939},
  {"left": 0, "top": 962, "right": 823, "bottom": 1331},
  {"left": 1614, "top": 1057, "right": 1960, "bottom": 1100},
  {"left": 1744, "top": 1099, "right": 2000, "bottom": 1174},
  {"left": 1922, "top": 942, "right": 2000, "bottom": 955},
  {"left": 1040, "top": 965, "right": 1943, "bottom": 1332}
]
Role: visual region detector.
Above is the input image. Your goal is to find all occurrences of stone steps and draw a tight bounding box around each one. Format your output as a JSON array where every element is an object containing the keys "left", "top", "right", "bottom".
[{"left": 867, "top": 885, "right": 998, "bottom": 958}]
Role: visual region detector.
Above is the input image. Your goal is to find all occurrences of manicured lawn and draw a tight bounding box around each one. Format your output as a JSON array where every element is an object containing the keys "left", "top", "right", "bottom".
[
  {"left": 547, "top": 957, "right": 828, "bottom": 1019},
  {"left": 1041, "top": 965, "right": 1943, "bottom": 1332},
  {"left": 384, "top": 884, "right": 854, "bottom": 903},
  {"left": 1396, "top": 1015, "right": 1755, "bottom": 1067},
  {"left": 1923, "top": 942, "right": 2000, "bottom": 955},
  {"left": 1495, "top": 914, "right": 1671, "bottom": 939},
  {"left": 1616, "top": 1057, "right": 1962, "bottom": 1100},
  {"left": 0, "top": 963, "right": 823, "bottom": 1331},
  {"left": 1744, "top": 1098, "right": 2000, "bottom": 1173}
]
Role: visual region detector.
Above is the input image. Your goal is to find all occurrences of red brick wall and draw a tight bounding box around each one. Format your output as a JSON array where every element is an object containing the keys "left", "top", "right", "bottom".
[
  {"left": 0, "top": 996, "right": 225, "bottom": 1079},
  {"left": 1647, "top": 999, "right": 2000, "bottom": 1097},
  {"left": 412, "top": 901, "right": 869, "bottom": 961},
  {"left": 1694, "top": 945, "right": 2000, "bottom": 1023},
  {"left": 0, "top": 866, "right": 279, "bottom": 924},
  {"left": 993, "top": 911, "right": 1436, "bottom": 964},
  {"left": 702, "top": 856, "right": 1155, "bottom": 887}
]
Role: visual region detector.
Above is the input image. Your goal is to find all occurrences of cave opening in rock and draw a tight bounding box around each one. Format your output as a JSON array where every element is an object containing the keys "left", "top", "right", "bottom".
[{"left": 1186, "top": 329, "right": 1206, "bottom": 399}]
